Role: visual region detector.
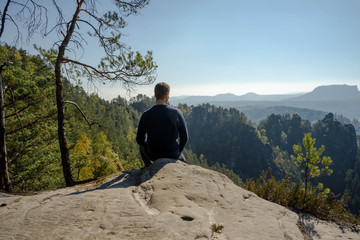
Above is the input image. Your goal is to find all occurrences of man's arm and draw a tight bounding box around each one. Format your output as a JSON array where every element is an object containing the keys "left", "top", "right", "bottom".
[
  {"left": 178, "top": 111, "right": 188, "bottom": 152},
  {"left": 136, "top": 115, "right": 146, "bottom": 147}
]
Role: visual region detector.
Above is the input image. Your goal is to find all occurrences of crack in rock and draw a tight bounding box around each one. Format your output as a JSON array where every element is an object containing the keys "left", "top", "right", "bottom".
[{"left": 132, "top": 184, "right": 160, "bottom": 216}]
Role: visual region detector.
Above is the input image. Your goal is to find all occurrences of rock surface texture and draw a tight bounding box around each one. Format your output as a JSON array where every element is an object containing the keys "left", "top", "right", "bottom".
[{"left": 0, "top": 159, "right": 359, "bottom": 239}]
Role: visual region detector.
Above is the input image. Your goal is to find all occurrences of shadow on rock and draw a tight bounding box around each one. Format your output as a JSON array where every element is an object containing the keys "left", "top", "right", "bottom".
[
  {"left": 70, "top": 158, "right": 177, "bottom": 195},
  {"left": 298, "top": 213, "right": 320, "bottom": 239}
]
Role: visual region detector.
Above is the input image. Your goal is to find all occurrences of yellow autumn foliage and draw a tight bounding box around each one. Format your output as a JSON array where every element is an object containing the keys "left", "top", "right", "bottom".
[{"left": 71, "top": 132, "right": 123, "bottom": 180}]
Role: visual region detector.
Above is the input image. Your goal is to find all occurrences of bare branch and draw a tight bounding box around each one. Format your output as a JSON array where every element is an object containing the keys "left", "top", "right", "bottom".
[
  {"left": 63, "top": 58, "right": 115, "bottom": 78},
  {"left": 64, "top": 101, "right": 101, "bottom": 128},
  {"left": 75, "top": 18, "right": 115, "bottom": 57},
  {"left": 0, "top": 0, "right": 48, "bottom": 45},
  {"left": 4, "top": 14, "right": 21, "bottom": 45},
  {"left": 46, "top": 0, "right": 66, "bottom": 36},
  {"left": 13, "top": 0, "right": 48, "bottom": 41},
  {"left": 63, "top": 56, "right": 155, "bottom": 82},
  {"left": 80, "top": 9, "right": 106, "bottom": 26},
  {"left": 44, "top": 22, "right": 67, "bottom": 37},
  {"left": 0, "top": 0, "right": 11, "bottom": 38}
]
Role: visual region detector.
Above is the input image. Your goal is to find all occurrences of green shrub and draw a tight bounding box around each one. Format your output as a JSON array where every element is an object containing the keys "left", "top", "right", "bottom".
[{"left": 245, "top": 170, "right": 359, "bottom": 226}]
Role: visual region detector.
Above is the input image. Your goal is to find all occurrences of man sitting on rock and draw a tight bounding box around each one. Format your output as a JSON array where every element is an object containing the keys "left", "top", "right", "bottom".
[{"left": 136, "top": 82, "right": 189, "bottom": 167}]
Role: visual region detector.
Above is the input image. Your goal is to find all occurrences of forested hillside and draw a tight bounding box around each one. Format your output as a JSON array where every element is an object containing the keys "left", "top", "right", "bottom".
[
  {"left": 1, "top": 45, "right": 145, "bottom": 191},
  {"left": 184, "top": 104, "right": 278, "bottom": 180},
  {"left": 259, "top": 113, "right": 359, "bottom": 214},
  {"left": 1, "top": 44, "right": 359, "bottom": 215}
]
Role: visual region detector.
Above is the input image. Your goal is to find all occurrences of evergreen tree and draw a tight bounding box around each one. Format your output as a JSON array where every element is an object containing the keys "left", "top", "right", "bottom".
[
  {"left": 0, "top": 45, "right": 60, "bottom": 191},
  {"left": 291, "top": 133, "right": 333, "bottom": 198},
  {"left": 129, "top": 94, "right": 155, "bottom": 113}
]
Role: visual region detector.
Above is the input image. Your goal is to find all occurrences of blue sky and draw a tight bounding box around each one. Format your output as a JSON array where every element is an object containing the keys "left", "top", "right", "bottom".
[{"left": 2, "top": 0, "right": 360, "bottom": 99}]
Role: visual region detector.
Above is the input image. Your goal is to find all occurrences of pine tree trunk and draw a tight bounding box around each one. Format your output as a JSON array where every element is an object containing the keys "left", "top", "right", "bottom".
[
  {"left": 55, "top": 67, "right": 74, "bottom": 187},
  {"left": 304, "top": 157, "right": 310, "bottom": 199},
  {"left": 0, "top": 66, "right": 12, "bottom": 192},
  {"left": 55, "top": 0, "right": 85, "bottom": 187}
]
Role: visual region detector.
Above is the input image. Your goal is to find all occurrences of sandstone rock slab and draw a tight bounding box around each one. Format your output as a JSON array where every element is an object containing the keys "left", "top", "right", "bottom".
[{"left": 0, "top": 159, "right": 358, "bottom": 240}]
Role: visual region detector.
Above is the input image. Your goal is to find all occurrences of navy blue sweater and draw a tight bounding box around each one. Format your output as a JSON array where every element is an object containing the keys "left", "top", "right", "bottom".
[{"left": 136, "top": 104, "right": 188, "bottom": 159}]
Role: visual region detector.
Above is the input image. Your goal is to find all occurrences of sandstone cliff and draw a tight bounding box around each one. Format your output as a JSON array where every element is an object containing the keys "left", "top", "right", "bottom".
[{"left": 0, "top": 159, "right": 358, "bottom": 239}]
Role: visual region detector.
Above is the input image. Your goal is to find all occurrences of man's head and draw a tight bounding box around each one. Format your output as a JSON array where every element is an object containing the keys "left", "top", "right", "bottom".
[{"left": 154, "top": 82, "right": 170, "bottom": 101}]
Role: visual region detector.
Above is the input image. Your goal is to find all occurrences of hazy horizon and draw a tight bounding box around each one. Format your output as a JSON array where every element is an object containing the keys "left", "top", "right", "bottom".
[{"left": 96, "top": 83, "right": 359, "bottom": 100}]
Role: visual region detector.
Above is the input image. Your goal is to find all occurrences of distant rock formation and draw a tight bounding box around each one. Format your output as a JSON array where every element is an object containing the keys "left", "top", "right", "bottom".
[
  {"left": 0, "top": 159, "right": 358, "bottom": 239},
  {"left": 287, "top": 84, "right": 360, "bottom": 101}
]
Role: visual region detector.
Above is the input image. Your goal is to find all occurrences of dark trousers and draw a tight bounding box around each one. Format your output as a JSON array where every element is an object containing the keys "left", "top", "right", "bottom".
[{"left": 140, "top": 146, "right": 186, "bottom": 167}]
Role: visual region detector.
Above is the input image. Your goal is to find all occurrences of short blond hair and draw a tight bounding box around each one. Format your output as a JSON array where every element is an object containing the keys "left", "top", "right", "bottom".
[{"left": 154, "top": 82, "right": 170, "bottom": 100}]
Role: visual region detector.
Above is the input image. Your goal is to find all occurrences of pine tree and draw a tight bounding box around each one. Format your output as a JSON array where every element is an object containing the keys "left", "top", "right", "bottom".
[{"left": 291, "top": 133, "right": 333, "bottom": 198}]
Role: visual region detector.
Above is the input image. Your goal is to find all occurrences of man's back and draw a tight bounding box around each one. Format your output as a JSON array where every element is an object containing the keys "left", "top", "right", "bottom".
[{"left": 136, "top": 104, "right": 188, "bottom": 159}]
